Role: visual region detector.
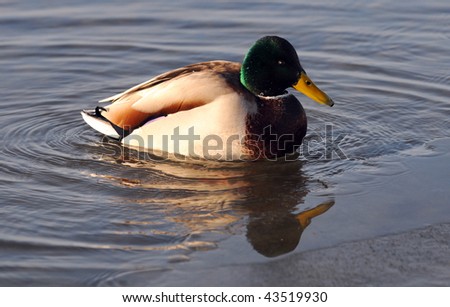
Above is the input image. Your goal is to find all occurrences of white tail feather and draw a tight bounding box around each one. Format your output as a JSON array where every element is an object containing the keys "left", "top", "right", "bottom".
[{"left": 81, "top": 111, "right": 120, "bottom": 139}]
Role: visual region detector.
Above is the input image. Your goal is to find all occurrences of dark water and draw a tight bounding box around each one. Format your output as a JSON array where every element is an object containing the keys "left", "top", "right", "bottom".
[{"left": 1, "top": 0, "right": 449, "bottom": 285}]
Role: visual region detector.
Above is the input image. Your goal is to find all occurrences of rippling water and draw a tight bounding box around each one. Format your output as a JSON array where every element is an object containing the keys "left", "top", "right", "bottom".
[{"left": 1, "top": 0, "right": 449, "bottom": 285}]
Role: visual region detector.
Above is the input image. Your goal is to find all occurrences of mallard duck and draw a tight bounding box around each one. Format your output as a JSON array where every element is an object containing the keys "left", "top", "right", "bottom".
[{"left": 81, "top": 36, "right": 333, "bottom": 161}]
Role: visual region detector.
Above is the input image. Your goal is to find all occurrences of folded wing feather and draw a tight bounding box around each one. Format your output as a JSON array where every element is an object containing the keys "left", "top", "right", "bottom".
[{"left": 99, "top": 61, "right": 241, "bottom": 132}]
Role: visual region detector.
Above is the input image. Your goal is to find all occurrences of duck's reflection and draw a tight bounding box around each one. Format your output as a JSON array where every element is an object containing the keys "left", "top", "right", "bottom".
[
  {"left": 246, "top": 200, "right": 334, "bottom": 257},
  {"left": 94, "top": 142, "right": 334, "bottom": 257}
]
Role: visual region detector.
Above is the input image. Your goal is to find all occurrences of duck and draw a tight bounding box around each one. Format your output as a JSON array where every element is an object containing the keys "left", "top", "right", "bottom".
[{"left": 81, "top": 36, "right": 334, "bottom": 161}]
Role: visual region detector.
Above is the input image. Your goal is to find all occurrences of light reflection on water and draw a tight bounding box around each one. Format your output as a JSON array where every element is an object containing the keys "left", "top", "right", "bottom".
[{"left": 0, "top": 0, "right": 449, "bottom": 285}]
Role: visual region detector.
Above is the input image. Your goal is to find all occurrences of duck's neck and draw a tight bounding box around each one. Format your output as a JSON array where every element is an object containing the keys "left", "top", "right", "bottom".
[
  {"left": 240, "top": 51, "right": 289, "bottom": 97},
  {"left": 240, "top": 63, "right": 285, "bottom": 97}
]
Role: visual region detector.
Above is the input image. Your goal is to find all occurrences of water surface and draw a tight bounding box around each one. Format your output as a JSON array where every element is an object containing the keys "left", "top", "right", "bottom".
[{"left": 0, "top": 0, "right": 449, "bottom": 285}]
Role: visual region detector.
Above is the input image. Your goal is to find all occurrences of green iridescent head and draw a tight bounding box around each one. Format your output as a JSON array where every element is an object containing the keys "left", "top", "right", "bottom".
[{"left": 240, "top": 36, "right": 334, "bottom": 106}]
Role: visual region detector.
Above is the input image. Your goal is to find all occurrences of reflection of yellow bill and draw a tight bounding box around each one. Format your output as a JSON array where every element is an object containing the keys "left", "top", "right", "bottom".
[
  {"left": 296, "top": 200, "right": 335, "bottom": 229},
  {"left": 293, "top": 71, "right": 334, "bottom": 106}
]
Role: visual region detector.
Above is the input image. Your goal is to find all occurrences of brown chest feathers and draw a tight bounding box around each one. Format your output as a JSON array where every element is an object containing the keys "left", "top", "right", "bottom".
[{"left": 244, "top": 95, "right": 307, "bottom": 160}]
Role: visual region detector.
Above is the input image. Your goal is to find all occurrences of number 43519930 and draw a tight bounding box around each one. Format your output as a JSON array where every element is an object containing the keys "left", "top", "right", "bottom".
[{"left": 263, "top": 291, "right": 327, "bottom": 303}]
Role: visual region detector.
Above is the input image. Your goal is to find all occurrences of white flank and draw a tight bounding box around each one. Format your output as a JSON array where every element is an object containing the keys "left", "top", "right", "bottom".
[{"left": 122, "top": 93, "right": 257, "bottom": 160}]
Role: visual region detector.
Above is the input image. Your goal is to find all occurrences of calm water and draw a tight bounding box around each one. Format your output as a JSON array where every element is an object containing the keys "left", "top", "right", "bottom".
[{"left": 1, "top": 0, "right": 449, "bottom": 286}]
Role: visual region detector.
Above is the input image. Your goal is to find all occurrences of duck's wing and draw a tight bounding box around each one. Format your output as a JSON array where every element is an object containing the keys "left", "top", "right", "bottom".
[{"left": 82, "top": 61, "right": 242, "bottom": 138}]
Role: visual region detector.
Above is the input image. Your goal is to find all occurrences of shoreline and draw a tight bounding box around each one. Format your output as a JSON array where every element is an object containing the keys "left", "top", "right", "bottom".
[{"left": 173, "top": 222, "right": 450, "bottom": 286}]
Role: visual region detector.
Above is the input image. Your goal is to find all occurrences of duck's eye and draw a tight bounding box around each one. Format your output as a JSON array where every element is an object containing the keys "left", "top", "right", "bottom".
[{"left": 277, "top": 60, "right": 285, "bottom": 65}]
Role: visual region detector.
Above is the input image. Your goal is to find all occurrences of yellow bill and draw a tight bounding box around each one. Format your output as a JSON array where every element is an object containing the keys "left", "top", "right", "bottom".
[{"left": 293, "top": 71, "right": 334, "bottom": 106}]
